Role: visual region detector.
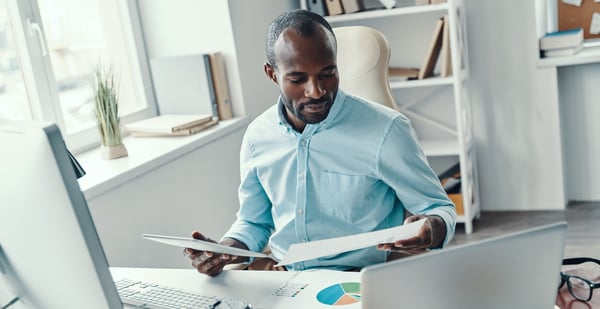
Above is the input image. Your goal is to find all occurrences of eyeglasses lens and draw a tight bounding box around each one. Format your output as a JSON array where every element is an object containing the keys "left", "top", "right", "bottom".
[{"left": 567, "top": 276, "right": 592, "bottom": 301}]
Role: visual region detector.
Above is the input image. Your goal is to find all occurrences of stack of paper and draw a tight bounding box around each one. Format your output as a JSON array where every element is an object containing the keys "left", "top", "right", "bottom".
[{"left": 126, "top": 114, "right": 218, "bottom": 137}]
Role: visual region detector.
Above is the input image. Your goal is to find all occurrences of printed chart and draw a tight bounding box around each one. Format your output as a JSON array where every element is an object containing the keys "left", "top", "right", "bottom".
[{"left": 316, "top": 282, "right": 361, "bottom": 306}]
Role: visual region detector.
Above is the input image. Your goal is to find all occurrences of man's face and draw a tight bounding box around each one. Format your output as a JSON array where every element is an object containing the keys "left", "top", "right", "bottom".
[{"left": 265, "top": 26, "right": 339, "bottom": 131}]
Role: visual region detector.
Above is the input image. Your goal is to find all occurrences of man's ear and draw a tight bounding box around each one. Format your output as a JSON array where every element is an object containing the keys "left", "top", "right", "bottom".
[{"left": 264, "top": 62, "right": 278, "bottom": 84}]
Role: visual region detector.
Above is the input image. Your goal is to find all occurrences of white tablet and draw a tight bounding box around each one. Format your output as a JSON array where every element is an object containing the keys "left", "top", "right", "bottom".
[{"left": 142, "top": 234, "right": 268, "bottom": 258}]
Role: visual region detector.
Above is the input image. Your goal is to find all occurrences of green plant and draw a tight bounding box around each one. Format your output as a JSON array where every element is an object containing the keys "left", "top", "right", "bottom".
[{"left": 93, "top": 67, "right": 123, "bottom": 147}]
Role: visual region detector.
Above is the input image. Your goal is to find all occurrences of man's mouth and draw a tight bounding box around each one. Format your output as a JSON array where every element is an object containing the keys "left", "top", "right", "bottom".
[{"left": 302, "top": 101, "right": 327, "bottom": 113}]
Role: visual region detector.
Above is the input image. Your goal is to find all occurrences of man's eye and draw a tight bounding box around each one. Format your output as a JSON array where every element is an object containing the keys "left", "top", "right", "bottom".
[
  {"left": 321, "top": 71, "right": 336, "bottom": 78},
  {"left": 289, "top": 78, "right": 305, "bottom": 84}
]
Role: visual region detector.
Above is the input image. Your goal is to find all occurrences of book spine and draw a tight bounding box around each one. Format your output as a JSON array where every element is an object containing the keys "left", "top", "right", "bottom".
[{"left": 203, "top": 54, "right": 219, "bottom": 119}]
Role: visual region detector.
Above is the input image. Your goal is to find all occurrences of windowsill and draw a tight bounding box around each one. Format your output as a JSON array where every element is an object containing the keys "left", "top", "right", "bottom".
[{"left": 76, "top": 117, "right": 249, "bottom": 200}]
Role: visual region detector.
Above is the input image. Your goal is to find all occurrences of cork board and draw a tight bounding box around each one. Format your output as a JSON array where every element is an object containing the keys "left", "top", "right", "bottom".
[{"left": 558, "top": 0, "right": 600, "bottom": 39}]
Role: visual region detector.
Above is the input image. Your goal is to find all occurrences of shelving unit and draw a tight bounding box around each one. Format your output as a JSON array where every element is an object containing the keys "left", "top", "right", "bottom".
[{"left": 301, "top": 0, "right": 480, "bottom": 233}]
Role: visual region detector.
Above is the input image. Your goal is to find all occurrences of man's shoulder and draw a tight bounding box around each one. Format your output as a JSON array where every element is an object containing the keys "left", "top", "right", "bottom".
[
  {"left": 247, "top": 104, "right": 279, "bottom": 130},
  {"left": 342, "top": 93, "right": 408, "bottom": 124}
]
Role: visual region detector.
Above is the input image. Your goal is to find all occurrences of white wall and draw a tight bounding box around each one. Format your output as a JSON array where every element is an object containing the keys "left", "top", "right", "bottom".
[
  {"left": 464, "top": 0, "right": 566, "bottom": 210},
  {"left": 558, "top": 63, "right": 600, "bottom": 201}
]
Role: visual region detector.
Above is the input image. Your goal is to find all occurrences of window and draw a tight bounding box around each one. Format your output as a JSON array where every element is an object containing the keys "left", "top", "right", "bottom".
[{"left": 0, "top": 0, "right": 156, "bottom": 152}]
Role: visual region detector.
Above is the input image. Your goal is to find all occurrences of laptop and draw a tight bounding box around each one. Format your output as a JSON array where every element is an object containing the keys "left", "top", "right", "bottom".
[{"left": 360, "top": 222, "right": 567, "bottom": 309}]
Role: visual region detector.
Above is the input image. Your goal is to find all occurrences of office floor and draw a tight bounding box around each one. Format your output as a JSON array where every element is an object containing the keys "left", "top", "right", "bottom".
[{"left": 450, "top": 201, "right": 600, "bottom": 258}]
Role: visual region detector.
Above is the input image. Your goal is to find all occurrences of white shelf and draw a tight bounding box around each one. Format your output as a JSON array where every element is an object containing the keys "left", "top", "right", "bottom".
[
  {"left": 537, "top": 42, "right": 600, "bottom": 67},
  {"left": 326, "top": 3, "right": 449, "bottom": 23},
  {"left": 420, "top": 139, "right": 459, "bottom": 156},
  {"left": 389, "top": 76, "right": 453, "bottom": 89}
]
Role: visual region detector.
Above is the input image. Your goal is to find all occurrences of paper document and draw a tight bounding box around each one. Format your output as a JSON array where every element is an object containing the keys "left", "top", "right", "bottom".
[
  {"left": 276, "top": 218, "right": 426, "bottom": 266},
  {"left": 142, "top": 234, "right": 269, "bottom": 258}
]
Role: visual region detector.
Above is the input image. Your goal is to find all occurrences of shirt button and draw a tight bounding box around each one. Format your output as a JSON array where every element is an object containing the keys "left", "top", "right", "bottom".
[
  {"left": 298, "top": 209, "right": 304, "bottom": 215},
  {"left": 295, "top": 264, "right": 303, "bottom": 270},
  {"left": 298, "top": 172, "right": 304, "bottom": 178},
  {"left": 303, "top": 238, "right": 307, "bottom": 242}
]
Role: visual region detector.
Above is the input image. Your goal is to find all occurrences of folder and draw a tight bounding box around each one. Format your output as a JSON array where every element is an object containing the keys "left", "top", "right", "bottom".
[
  {"left": 440, "top": 15, "right": 452, "bottom": 77},
  {"left": 418, "top": 17, "right": 444, "bottom": 79},
  {"left": 150, "top": 53, "right": 218, "bottom": 118},
  {"left": 126, "top": 114, "right": 213, "bottom": 134},
  {"left": 325, "top": 0, "right": 344, "bottom": 16},
  {"left": 128, "top": 118, "right": 219, "bottom": 137},
  {"left": 207, "top": 52, "right": 234, "bottom": 120},
  {"left": 340, "top": 0, "right": 363, "bottom": 13}
]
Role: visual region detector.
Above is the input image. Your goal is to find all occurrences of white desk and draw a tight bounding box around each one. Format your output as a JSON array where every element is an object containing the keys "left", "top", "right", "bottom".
[{"left": 110, "top": 267, "right": 361, "bottom": 309}]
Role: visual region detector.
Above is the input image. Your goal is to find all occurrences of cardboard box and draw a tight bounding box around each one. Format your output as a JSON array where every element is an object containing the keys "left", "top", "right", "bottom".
[{"left": 449, "top": 193, "right": 464, "bottom": 215}]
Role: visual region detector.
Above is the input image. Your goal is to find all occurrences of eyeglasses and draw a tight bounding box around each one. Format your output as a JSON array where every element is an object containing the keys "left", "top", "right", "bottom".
[{"left": 559, "top": 257, "right": 600, "bottom": 302}]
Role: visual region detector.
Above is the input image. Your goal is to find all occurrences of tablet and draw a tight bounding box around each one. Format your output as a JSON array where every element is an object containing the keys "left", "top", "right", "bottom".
[{"left": 142, "top": 234, "right": 269, "bottom": 258}]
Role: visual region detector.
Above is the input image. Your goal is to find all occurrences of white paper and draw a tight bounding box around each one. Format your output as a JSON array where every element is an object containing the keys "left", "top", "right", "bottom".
[
  {"left": 591, "top": 13, "right": 600, "bottom": 35},
  {"left": 255, "top": 270, "right": 361, "bottom": 309},
  {"left": 276, "top": 218, "right": 426, "bottom": 266},
  {"left": 142, "top": 234, "right": 269, "bottom": 258},
  {"left": 562, "top": 0, "right": 582, "bottom": 7}
]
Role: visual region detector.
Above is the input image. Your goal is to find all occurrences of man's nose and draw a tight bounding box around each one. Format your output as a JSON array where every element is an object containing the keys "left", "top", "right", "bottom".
[{"left": 304, "top": 78, "right": 325, "bottom": 99}]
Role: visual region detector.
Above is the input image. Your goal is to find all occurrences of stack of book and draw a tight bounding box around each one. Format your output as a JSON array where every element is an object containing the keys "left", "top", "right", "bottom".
[
  {"left": 125, "top": 114, "right": 218, "bottom": 137},
  {"left": 539, "top": 28, "right": 584, "bottom": 58}
]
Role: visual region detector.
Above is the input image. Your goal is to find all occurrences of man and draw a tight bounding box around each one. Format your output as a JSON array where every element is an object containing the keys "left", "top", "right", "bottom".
[{"left": 185, "top": 9, "right": 456, "bottom": 276}]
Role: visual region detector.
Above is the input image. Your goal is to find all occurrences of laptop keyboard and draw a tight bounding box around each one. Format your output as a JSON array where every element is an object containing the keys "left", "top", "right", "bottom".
[{"left": 115, "top": 278, "right": 250, "bottom": 309}]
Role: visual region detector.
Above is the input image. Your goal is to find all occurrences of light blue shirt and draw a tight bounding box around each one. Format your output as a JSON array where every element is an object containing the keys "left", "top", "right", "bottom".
[{"left": 224, "top": 90, "right": 456, "bottom": 271}]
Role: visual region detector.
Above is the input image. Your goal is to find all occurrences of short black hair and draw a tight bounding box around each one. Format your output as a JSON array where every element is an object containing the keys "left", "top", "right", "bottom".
[{"left": 265, "top": 9, "right": 335, "bottom": 67}]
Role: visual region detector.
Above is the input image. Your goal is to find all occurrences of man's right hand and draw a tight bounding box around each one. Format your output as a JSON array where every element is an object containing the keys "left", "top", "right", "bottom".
[{"left": 184, "top": 231, "right": 249, "bottom": 276}]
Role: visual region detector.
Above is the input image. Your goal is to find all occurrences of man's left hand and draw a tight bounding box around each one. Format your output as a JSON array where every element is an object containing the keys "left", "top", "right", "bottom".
[{"left": 376, "top": 214, "right": 446, "bottom": 253}]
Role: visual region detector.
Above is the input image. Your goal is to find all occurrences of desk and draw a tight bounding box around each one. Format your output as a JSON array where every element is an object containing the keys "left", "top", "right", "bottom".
[{"left": 110, "top": 267, "right": 361, "bottom": 309}]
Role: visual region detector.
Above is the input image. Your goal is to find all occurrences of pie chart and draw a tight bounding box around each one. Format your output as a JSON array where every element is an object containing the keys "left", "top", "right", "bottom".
[{"left": 316, "top": 282, "right": 361, "bottom": 306}]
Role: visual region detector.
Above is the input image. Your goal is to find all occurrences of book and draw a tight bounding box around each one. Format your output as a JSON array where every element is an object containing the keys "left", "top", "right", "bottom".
[
  {"left": 340, "top": 0, "right": 363, "bottom": 13},
  {"left": 202, "top": 54, "right": 219, "bottom": 118},
  {"left": 150, "top": 53, "right": 218, "bottom": 117},
  {"left": 542, "top": 44, "right": 583, "bottom": 57},
  {"left": 539, "top": 28, "right": 583, "bottom": 51},
  {"left": 325, "top": 0, "right": 344, "bottom": 15},
  {"left": 305, "top": 0, "right": 327, "bottom": 16},
  {"left": 207, "top": 52, "right": 234, "bottom": 120},
  {"left": 388, "top": 67, "right": 420, "bottom": 79},
  {"left": 126, "top": 114, "right": 213, "bottom": 134},
  {"left": 129, "top": 118, "right": 219, "bottom": 137},
  {"left": 418, "top": 17, "right": 445, "bottom": 79},
  {"left": 440, "top": 15, "right": 452, "bottom": 77}
]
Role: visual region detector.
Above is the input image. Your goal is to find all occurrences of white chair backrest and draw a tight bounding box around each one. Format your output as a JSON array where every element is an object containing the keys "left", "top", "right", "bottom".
[{"left": 333, "top": 26, "right": 398, "bottom": 110}]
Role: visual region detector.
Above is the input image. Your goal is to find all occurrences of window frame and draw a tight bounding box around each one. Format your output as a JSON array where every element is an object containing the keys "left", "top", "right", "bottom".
[{"left": 7, "top": 0, "right": 157, "bottom": 153}]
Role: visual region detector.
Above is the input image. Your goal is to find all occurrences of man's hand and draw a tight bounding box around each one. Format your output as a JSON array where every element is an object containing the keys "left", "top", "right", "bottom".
[
  {"left": 376, "top": 215, "right": 447, "bottom": 253},
  {"left": 183, "top": 231, "right": 249, "bottom": 277}
]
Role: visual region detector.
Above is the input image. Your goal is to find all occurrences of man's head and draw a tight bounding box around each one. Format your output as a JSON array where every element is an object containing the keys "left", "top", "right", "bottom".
[{"left": 264, "top": 10, "right": 339, "bottom": 132}]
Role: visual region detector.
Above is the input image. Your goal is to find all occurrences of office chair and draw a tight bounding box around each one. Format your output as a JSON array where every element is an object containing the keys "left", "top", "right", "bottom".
[{"left": 333, "top": 26, "right": 398, "bottom": 110}]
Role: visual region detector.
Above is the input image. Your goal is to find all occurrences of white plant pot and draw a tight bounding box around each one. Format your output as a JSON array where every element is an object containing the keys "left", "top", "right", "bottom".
[{"left": 101, "top": 144, "right": 128, "bottom": 160}]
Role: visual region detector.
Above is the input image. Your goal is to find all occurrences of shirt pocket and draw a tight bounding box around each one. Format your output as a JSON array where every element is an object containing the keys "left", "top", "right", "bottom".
[{"left": 319, "top": 171, "right": 378, "bottom": 223}]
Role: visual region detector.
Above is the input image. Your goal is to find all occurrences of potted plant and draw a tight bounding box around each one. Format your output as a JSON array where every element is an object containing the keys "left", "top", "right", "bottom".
[{"left": 93, "top": 67, "right": 128, "bottom": 160}]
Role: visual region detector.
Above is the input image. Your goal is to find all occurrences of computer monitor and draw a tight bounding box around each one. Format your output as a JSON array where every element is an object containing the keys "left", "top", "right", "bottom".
[{"left": 0, "top": 121, "right": 121, "bottom": 308}]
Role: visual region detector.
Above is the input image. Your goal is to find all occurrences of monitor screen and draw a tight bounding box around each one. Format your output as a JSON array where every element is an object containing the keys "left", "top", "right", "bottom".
[{"left": 0, "top": 121, "right": 121, "bottom": 308}]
